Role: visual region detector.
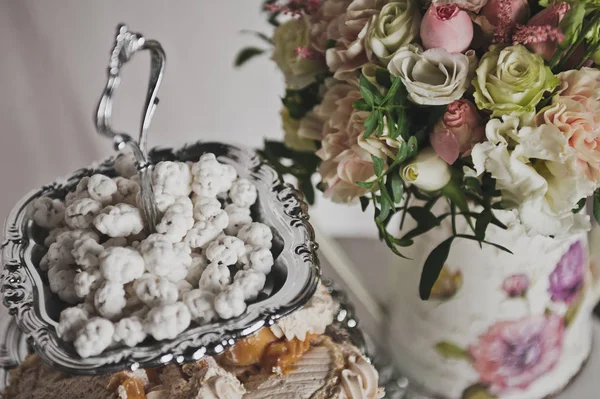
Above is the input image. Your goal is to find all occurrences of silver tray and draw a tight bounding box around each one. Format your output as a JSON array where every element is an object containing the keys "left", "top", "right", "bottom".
[
  {"left": 0, "top": 277, "right": 411, "bottom": 398},
  {"left": 0, "top": 142, "right": 321, "bottom": 375}
]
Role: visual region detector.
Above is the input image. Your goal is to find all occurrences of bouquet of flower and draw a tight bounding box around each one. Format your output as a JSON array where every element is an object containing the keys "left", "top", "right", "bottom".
[{"left": 236, "top": 0, "right": 600, "bottom": 299}]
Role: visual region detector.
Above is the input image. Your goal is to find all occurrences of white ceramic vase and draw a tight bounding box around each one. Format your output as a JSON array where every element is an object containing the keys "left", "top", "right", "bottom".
[{"left": 385, "top": 207, "right": 600, "bottom": 399}]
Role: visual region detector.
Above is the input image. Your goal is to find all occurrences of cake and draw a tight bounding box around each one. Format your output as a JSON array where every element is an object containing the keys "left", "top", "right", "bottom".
[{"left": 3, "top": 285, "right": 385, "bottom": 399}]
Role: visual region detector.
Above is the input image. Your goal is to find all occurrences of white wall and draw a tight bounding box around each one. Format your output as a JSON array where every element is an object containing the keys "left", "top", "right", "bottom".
[{"left": 0, "top": 0, "right": 376, "bottom": 237}]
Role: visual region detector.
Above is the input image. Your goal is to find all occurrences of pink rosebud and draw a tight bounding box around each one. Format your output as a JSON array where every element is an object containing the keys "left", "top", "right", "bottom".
[
  {"left": 526, "top": 2, "right": 569, "bottom": 61},
  {"left": 502, "top": 274, "right": 530, "bottom": 297},
  {"left": 420, "top": 4, "right": 474, "bottom": 53},
  {"left": 430, "top": 100, "right": 484, "bottom": 164},
  {"left": 481, "top": 0, "right": 529, "bottom": 28}
]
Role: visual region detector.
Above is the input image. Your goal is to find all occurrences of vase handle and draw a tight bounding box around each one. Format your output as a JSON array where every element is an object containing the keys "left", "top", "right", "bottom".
[{"left": 588, "top": 226, "right": 600, "bottom": 305}]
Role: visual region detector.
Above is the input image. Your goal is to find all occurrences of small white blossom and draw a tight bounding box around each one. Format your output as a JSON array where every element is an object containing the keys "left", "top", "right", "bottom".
[
  {"left": 94, "top": 204, "right": 144, "bottom": 237},
  {"left": 56, "top": 307, "right": 88, "bottom": 341},
  {"left": 72, "top": 237, "right": 104, "bottom": 270},
  {"left": 87, "top": 174, "right": 118, "bottom": 204},
  {"left": 229, "top": 178, "right": 257, "bottom": 208},
  {"left": 74, "top": 317, "right": 115, "bottom": 358},
  {"left": 113, "top": 316, "right": 147, "bottom": 347},
  {"left": 152, "top": 161, "right": 193, "bottom": 197},
  {"left": 205, "top": 236, "right": 245, "bottom": 266},
  {"left": 244, "top": 248, "right": 274, "bottom": 275},
  {"left": 224, "top": 204, "right": 252, "bottom": 236},
  {"left": 48, "top": 268, "right": 79, "bottom": 304},
  {"left": 43, "top": 227, "right": 70, "bottom": 247},
  {"left": 191, "top": 153, "right": 237, "bottom": 197},
  {"left": 198, "top": 263, "right": 231, "bottom": 293},
  {"left": 176, "top": 280, "right": 193, "bottom": 298},
  {"left": 32, "top": 197, "right": 65, "bottom": 229},
  {"left": 114, "top": 152, "right": 138, "bottom": 178},
  {"left": 214, "top": 288, "right": 246, "bottom": 320},
  {"left": 186, "top": 253, "right": 208, "bottom": 286},
  {"left": 153, "top": 193, "right": 177, "bottom": 213},
  {"left": 139, "top": 234, "right": 191, "bottom": 281},
  {"left": 73, "top": 177, "right": 92, "bottom": 202},
  {"left": 143, "top": 302, "right": 191, "bottom": 340},
  {"left": 65, "top": 198, "right": 103, "bottom": 229},
  {"left": 94, "top": 281, "right": 126, "bottom": 320},
  {"left": 232, "top": 270, "right": 266, "bottom": 301},
  {"left": 74, "top": 269, "right": 103, "bottom": 298},
  {"left": 42, "top": 243, "right": 73, "bottom": 271},
  {"left": 192, "top": 196, "right": 222, "bottom": 221},
  {"left": 183, "top": 289, "right": 217, "bottom": 324},
  {"left": 184, "top": 221, "right": 222, "bottom": 249},
  {"left": 99, "top": 247, "right": 145, "bottom": 284},
  {"left": 156, "top": 197, "right": 194, "bottom": 242},
  {"left": 237, "top": 223, "right": 272, "bottom": 249},
  {"left": 133, "top": 274, "right": 179, "bottom": 307},
  {"left": 112, "top": 177, "right": 140, "bottom": 206}
]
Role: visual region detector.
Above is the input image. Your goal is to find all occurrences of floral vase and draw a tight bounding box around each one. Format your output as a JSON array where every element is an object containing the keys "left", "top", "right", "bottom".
[{"left": 385, "top": 207, "right": 600, "bottom": 399}]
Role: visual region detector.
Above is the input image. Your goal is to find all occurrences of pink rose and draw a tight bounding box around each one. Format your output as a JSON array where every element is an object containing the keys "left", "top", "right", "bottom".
[
  {"left": 502, "top": 274, "right": 530, "bottom": 297},
  {"left": 536, "top": 72, "right": 600, "bottom": 182},
  {"left": 526, "top": 2, "right": 569, "bottom": 61},
  {"left": 325, "top": 0, "right": 384, "bottom": 82},
  {"left": 312, "top": 82, "right": 378, "bottom": 203},
  {"left": 469, "top": 315, "right": 564, "bottom": 394},
  {"left": 420, "top": 4, "right": 474, "bottom": 53},
  {"left": 480, "top": 0, "right": 529, "bottom": 28},
  {"left": 430, "top": 99, "right": 484, "bottom": 164}
]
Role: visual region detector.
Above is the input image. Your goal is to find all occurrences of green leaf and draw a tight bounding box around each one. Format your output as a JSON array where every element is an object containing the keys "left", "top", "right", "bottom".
[
  {"left": 372, "top": 155, "right": 385, "bottom": 177},
  {"left": 383, "top": 76, "right": 402, "bottom": 104},
  {"left": 299, "top": 179, "right": 315, "bottom": 205},
  {"left": 407, "top": 136, "right": 418, "bottom": 158},
  {"left": 376, "top": 111, "right": 385, "bottom": 136},
  {"left": 408, "top": 207, "right": 439, "bottom": 228},
  {"left": 360, "top": 196, "right": 370, "bottom": 212},
  {"left": 326, "top": 39, "right": 336, "bottom": 49},
  {"left": 393, "top": 107, "right": 408, "bottom": 140},
  {"left": 375, "top": 68, "right": 392, "bottom": 88},
  {"left": 594, "top": 190, "right": 600, "bottom": 224},
  {"left": 234, "top": 47, "right": 266, "bottom": 67},
  {"left": 391, "top": 173, "right": 404, "bottom": 204},
  {"left": 420, "top": 237, "right": 455, "bottom": 300},
  {"left": 356, "top": 180, "right": 375, "bottom": 189},
  {"left": 573, "top": 198, "right": 586, "bottom": 213},
  {"left": 363, "top": 111, "right": 379, "bottom": 139},
  {"left": 379, "top": 181, "right": 395, "bottom": 213},
  {"left": 434, "top": 341, "right": 471, "bottom": 360},
  {"left": 442, "top": 179, "right": 470, "bottom": 216},
  {"left": 455, "top": 235, "right": 514, "bottom": 254},
  {"left": 475, "top": 211, "right": 493, "bottom": 242},
  {"left": 240, "top": 30, "right": 273, "bottom": 45},
  {"left": 281, "top": 82, "right": 321, "bottom": 119},
  {"left": 352, "top": 98, "right": 371, "bottom": 111},
  {"left": 360, "top": 74, "right": 382, "bottom": 106}
]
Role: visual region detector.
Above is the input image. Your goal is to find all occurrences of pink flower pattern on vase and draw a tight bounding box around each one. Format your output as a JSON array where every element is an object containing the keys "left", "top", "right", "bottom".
[
  {"left": 548, "top": 241, "right": 585, "bottom": 304},
  {"left": 502, "top": 274, "right": 530, "bottom": 297},
  {"left": 469, "top": 314, "right": 564, "bottom": 395}
]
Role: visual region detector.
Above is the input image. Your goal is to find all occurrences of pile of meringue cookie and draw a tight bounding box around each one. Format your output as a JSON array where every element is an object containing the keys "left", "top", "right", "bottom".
[{"left": 31, "top": 152, "right": 274, "bottom": 358}]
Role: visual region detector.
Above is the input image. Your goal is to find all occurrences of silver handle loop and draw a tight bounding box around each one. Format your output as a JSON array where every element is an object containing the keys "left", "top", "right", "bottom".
[{"left": 95, "top": 24, "right": 166, "bottom": 232}]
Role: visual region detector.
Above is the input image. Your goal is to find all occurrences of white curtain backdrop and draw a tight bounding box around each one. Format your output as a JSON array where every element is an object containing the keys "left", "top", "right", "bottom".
[{"left": 0, "top": 0, "right": 376, "bottom": 237}]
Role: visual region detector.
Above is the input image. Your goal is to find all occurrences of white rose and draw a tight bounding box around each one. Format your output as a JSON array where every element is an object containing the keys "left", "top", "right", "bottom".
[
  {"left": 401, "top": 148, "right": 451, "bottom": 192},
  {"left": 388, "top": 44, "right": 474, "bottom": 105},
  {"left": 472, "top": 114, "right": 593, "bottom": 236},
  {"left": 272, "top": 17, "right": 325, "bottom": 90},
  {"left": 366, "top": 0, "right": 422, "bottom": 65}
]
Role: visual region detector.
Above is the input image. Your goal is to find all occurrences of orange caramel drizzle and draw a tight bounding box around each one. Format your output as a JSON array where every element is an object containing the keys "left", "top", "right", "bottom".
[
  {"left": 107, "top": 371, "right": 147, "bottom": 399},
  {"left": 224, "top": 327, "right": 319, "bottom": 375}
]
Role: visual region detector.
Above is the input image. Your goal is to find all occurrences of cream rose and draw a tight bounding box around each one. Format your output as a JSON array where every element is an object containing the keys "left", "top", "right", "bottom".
[
  {"left": 472, "top": 114, "right": 593, "bottom": 236},
  {"left": 388, "top": 44, "right": 474, "bottom": 105},
  {"left": 280, "top": 108, "right": 317, "bottom": 152},
  {"left": 366, "top": 1, "right": 422, "bottom": 65},
  {"left": 272, "top": 17, "right": 326, "bottom": 90},
  {"left": 326, "top": 0, "right": 384, "bottom": 82}
]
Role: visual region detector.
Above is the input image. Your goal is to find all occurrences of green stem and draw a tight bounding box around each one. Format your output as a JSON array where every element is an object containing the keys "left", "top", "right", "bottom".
[
  {"left": 451, "top": 202, "right": 457, "bottom": 235},
  {"left": 576, "top": 41, "right": 600, "bottom": 69},
  {"left": 555, "top": 12, "right": 600, "bottom": 71}
]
